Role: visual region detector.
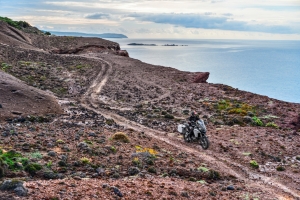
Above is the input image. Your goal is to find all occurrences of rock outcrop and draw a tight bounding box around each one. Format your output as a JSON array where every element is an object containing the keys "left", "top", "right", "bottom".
[{"left": 193, "top": 72, "right": 210, "bottom": 83}]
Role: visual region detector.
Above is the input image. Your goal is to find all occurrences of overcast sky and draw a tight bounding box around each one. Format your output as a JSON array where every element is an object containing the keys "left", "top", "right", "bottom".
[{"left": 1, "top": 0, "right": 300, "bottom": 39}]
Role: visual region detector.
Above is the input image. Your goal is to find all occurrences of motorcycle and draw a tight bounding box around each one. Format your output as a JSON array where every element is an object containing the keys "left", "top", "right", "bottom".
[{"left": 177, "top": 119, "right": 210, "bottom": 150}]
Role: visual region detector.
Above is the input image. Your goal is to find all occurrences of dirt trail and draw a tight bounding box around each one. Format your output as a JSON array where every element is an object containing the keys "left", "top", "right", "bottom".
[{"left": 80, "top": 55, "right": 300, "bottom": 200}]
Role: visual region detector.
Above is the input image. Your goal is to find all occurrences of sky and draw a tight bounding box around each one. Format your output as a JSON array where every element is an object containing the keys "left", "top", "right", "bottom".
[{"left": 1, "top": 0, "right": 300, "bottom": 39}]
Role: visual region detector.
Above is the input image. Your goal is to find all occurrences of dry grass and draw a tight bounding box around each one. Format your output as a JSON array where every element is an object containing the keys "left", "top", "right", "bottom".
[{"left": 111, "top": 132, "right": 130, "bottom": 143}]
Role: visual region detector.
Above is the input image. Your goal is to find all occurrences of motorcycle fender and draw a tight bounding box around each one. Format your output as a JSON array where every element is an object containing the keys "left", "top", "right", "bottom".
[{"left": 193, "top": 129, "right": 200, "bottom": 138}]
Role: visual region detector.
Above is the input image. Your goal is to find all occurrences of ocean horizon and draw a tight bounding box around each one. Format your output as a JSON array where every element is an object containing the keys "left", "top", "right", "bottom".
[{"left": 110, "top": 38, "right": 300, "bottom": 103}]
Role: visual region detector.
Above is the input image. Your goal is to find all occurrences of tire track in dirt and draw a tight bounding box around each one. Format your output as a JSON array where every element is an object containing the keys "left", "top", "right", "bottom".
[{"left": 80, "top": 55, "right": 300, "bottom": 200}]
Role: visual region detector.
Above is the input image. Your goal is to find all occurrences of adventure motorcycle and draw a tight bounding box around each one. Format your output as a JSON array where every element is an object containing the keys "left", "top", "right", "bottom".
[{"left": 177, "top": 119, "right": 210, "bottom": 150}]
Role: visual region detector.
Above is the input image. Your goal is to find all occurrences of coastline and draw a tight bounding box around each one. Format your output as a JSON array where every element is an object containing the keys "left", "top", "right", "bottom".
[{"left": 112, "top": 38, "right": 300, "bottom": 103}]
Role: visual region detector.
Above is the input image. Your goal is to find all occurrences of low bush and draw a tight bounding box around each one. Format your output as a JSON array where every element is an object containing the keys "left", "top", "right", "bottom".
[
  {"left": 25, "top": 163, "right": 42, "bottom": 175},
  {"left": 80, "top": 157, "right": 90, "bottom": 164},
  {"left": 198, "top": 166, "right": 209, "bottom": 172},
  {"left": 111, "top": 132, "right": 130, "bottom": 143},
  {"left": 266, "top": 122, "right": 279, "bottom": 129},
  {"left": 250, "top": 160, "right": 259, "bottom": 169},
  {"left": 252, "top": 117, "right": 263, "bottom": 126},
  {"left": 135, "top": 145, "right": 158, "bottom": 156}
]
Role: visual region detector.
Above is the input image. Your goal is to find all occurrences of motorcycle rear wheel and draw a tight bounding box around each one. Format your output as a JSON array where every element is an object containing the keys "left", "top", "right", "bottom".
[
  {"left": 183, "top": 133, "right": 191, "bottom": 143},
  {"left": 200, "top": 136, "right": 210, "bottom": 150}
]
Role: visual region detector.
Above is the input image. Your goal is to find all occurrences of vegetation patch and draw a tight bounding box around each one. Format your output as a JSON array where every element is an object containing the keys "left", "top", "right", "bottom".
[
  {"left": 80, "top": 157, "right": 91, "bottom": 165},
  {"left": 24, "top": 163, "right": 42, "bottom": 175},
  {"left": 266, "top": 122, "right": 279, "bottom": 129},
  {"left": 29, "top": 152, "right": 43, "bottom": 160},
  {"left": 135, "top": 145, "right": 158, "bottom": 156},
  {"left": 252, "top": 117, "right": 263, "bottom": 126},
  {"left": 0, "top": 16, "right": 30, "bottom": 29},
  {"left": 250, "top": 160, "right": 259, "bottom": 169},
  {"left": 1, "top": 63, "right": 12, "bottom": 72},
  {"left": 217, "top": 99, "right": 255, "bottom": 116},
  {"left": 111, "top": 132, "right": 130, "bottom": 143},
  {"left": 197, "top": 166, "right": 209, "bottom": 173}
]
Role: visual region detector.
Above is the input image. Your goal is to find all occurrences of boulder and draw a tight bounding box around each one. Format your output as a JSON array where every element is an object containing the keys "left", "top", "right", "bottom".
[
  {"left": 128, "top": 167, "right": 140, "bottom": 176},
  {"left": 0, "top": 179, "right": 28, "bottom": 196},
  {"left": 193, "top": 72, "right": 210, "bottom": 83}
]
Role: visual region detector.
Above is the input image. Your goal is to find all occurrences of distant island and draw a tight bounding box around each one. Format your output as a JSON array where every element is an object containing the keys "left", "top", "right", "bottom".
[
  {"left": 128, "top": 43, "right": 157, "bottom": 46},
  {"left": 163, "top": 44, "right": 188, "bottom": 46},
  {"left": 128, "top": 43, "right": 188, "bottom": 46},
  {"left": 49, "top": 31, "right": 128, "bottom": 38}
]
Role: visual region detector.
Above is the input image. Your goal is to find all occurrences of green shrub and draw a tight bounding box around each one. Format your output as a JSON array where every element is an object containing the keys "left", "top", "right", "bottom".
[
  {"left": 252, "top": 117, "right": 263, "bottom": 126},
  {"left": 46, "top": 161, "right": 52, "bottom": 168},
  {"left": 250, "top": 160, "right": 259, "bottom": 169},
  {"left": 1, "top": 63, "right": 12, "bottom": 72},
  {"left": 266, "top": 122, "right": 279, "bottom": 129},
  {"left": 30, "top": 152, "right": 43, "bottom": 160},
  {"left": 80, "top": 157, "right": 90, "bottom": 164},
  {"left": 111, "top": 146, "right": 117, "bottom": 153},
  {"left": 198, "top": 166, "right": 209, "bottom": 172},
  {"left": 0, "top": 150, "right": 22, "bottom": 170},
  {"left": 25, "top": 163, "right": 42, "bottom": 175},
  {"left": 44, "top": 31, "right": 51, "bottom": 35},
  {"left": 217, "top": 99, "right": 231, "bottom": 110},
  {"left": 0, "top": 16, "right": 21, "bottom": 29}
]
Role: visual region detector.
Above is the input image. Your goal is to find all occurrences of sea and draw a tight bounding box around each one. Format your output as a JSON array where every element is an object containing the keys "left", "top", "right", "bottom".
[{"left": 110, "top": 39, "right": 300, "bottom": 103}]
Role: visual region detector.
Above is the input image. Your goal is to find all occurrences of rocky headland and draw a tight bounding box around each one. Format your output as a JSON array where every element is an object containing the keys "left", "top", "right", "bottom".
[{"left": 0, "top": 19, "right": 300, "bottom": 199}]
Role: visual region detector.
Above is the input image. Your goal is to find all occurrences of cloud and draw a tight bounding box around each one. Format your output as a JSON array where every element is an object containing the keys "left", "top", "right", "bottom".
[
  {"left": 85, "top": 13, "right": 110, "bottom": 19},
  {"left": 130, "top": 13, "right": 295, "bottom": 34}
]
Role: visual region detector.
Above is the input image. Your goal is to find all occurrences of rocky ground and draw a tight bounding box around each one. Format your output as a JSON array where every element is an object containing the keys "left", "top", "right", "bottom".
[{"left": 0, "top": 20, "right": 300, "bottom": 199}]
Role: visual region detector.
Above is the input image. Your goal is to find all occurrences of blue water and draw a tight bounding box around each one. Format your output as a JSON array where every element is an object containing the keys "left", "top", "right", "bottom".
[{"left": 110, "top": 39, "right": 300, "bottom": 103}]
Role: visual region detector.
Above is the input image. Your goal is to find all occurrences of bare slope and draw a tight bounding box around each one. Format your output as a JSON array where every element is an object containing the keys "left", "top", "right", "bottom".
[{"left": 0, "top": 71, "right": 62, "bottom": 120}]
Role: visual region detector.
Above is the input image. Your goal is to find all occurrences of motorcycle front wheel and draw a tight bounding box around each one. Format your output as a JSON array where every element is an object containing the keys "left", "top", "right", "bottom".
[{"left": 200, "top": 135, "right": 210, "bottom": 150}]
